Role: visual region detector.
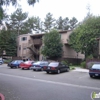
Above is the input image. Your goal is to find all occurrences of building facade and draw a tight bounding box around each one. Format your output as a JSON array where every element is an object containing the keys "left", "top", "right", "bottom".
[{"left": 17, "top": 30, "right": 85, "bottom": 63}]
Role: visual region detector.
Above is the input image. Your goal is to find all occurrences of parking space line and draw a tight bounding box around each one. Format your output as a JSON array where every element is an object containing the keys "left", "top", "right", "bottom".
[{"left": 0, "top": 72, "right": 100, "bottom": 91}]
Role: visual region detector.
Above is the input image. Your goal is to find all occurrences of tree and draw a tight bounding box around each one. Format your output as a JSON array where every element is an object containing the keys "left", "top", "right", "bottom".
[
  {"left": 8, "top": 8, "right": 28, "bottom": 35},
  {"left": 44, "top": 13, "right": 56, "bottom": 32},
  {"left": 41, "top": 29, "right": 63, "bottom": 60},
  {"left": 69, "top": 15, "right": 100, "bottom": 58},
  {"left": 63, "top": 17, "right": 70, "bottom": 30},
  {"left": 0, "top": 0, "right": 38, "bottom": 20},
  {"left": 0, "top": 30, "right": 17, "bottom": 56},
  {"left": 56, "top": 17, "right": 77, "bottom": 30},
  {"left": 56, "top": 16, "right": 64, "bottom": 30},
  {"left": 69, "top": 17, "right": 78, "bottom": 30},
  {"left": 24, "top": 16, "right": 43, "bottom": 33}
]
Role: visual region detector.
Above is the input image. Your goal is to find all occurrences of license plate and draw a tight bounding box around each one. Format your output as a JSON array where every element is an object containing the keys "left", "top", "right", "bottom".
[{"left": 95, "top": 74, "right": 98, "bottom": 76}]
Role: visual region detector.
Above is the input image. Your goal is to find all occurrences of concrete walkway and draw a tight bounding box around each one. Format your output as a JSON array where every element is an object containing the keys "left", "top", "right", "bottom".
[{"left": 72, "top": 67, "right": 89, "bottom": 73}]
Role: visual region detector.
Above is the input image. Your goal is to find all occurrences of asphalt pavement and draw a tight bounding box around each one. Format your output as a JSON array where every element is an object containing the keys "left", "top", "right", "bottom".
[{"left": 0, "top": 64, "right": 100, "bottom": 100}]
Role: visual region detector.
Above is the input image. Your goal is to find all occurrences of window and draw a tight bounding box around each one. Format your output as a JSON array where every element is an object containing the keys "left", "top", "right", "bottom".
[
  {"left": 21, "top": 37, "right": 27, "bottom": 41},
  {"left": 23, "top": 48, "right": 26, "bottom": 50},
  {"left": 19, "top": 46, "right": 21, "bottom": 50}
]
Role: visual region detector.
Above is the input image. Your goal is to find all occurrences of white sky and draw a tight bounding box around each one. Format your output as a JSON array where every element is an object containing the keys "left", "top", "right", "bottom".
[{"left": 5, "top": 0, "right": 100, "bottom": 22}]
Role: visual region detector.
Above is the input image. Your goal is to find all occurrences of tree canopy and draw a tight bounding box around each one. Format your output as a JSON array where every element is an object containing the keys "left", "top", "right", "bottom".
[
  {"left": 0, "top": 0, "right": 38, "bottom": 21},
  {"left": 0, "top": 30, "right": 17, "bottom": 56},
  {"left": 41, "top": 29, "right": 63, "bottom": 60},
  {"left": 69, "top": 15, "right": 100, "bottom": 58}
]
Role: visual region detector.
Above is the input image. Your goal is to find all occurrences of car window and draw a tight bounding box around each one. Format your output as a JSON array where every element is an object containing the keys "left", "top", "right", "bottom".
[
  {"left": 62, "top": 64, "right": 66, "bottom": 67},
  {"left": 34, "top": 61, "right": 41, "bottom": 65},
  {"left": 13, "top": 61, "right": 18, "bottom": 64},
  {"left": 92, "top": 64, "right": 100, "bottom": 69},
  {"left": 44, "top": 62, "right": 48, "bottom": 66},
  {"left": 48, "top": 62, "right": 59, "bottom": 67},
  {"left": 18, "top": 60, "right": 23, "bottom": 63},
  {"left": 40, "top": 63, "right": 44, "bottom": 65},
  {"left": 24, "top": 61, "right": 31, "bottom": 64}
]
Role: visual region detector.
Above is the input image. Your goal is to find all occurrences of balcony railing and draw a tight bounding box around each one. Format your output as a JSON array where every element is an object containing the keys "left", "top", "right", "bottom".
[{"left": 33, "top": 39, "right": 42, "bottom": 45}]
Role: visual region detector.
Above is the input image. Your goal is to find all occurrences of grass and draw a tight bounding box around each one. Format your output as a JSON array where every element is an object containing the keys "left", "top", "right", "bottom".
[
  {"left": 70, "top": 66, "right": 76, "bottom": 70},
  {"left": 70, "top": 65, "right": 81, "bottom": 70}
]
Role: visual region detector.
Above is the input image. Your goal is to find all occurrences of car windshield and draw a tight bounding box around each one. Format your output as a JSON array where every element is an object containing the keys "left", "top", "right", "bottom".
[
  {"left": 92, "top": 64, "right": 100, "bottom": 69},
  {"left": 33, "top": 61, "right": 41, "bottom": 65},
  {"left": 48, "top": 62, "right": 59, "bottom": 67},
  {"left": 11, "top": 60, "right": 18, "bottom": 63},
  {"left": 24, "top": 61, "right": 32, "bottom": 64}
]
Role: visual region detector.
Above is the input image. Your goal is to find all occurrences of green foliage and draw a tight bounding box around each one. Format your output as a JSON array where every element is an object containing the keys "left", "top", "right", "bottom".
[
  {"left": 87, "top": 54, "right": 93, "bottom": 59},
  {"left": 61, "top": 60, "right": 68, "bottom": 65},
  {"left": 56, "top": 16, "right": 78, "bottom": 30},
  {"left": 69, "top": 17, "right": 78, "bottom": 30},
  {"left": 9, "top": 8, "right": 28, "bottom": 35},
  {"left": 0, "top": 30, "right": 17, "bottom": 56},
  {"left": 41, "top": 29, "right": 63, "bottom": 59},
  {"left": 80, "top": 61, "right": 86, "bottom": 68},
  {"left": 44, "top": 13, "right": 56, "bottom": 32},
  {"left": 69, "top": 15, "right": 100, "bottom": 58},
  {"left": 70, "top": 67, "right": 75, "bottom": 70},
  {"left": 0, "top": 0, "right": 38, "bottom": 20},
  {"left": 4, "top": 59, "right": 12, "bottom": 64}
]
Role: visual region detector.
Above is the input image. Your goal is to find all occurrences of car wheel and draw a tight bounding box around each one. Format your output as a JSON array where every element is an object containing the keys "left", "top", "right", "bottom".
[
  {"left": 27, "top": 68, "right": 30, "bottom": 70},
  {"left": 16, "top": 66, "right": 19, "bottom": 68},
  {"left": 33, "top": 69, "right": 36, "bottom": 71},
  {"left": 57, "top": 69, "right": 60, "bottom": 74},
  {"left": 46, "top": 71, "right": 49, "bottom": 74},
  {"left": 66, "top": 68, "right": 70, "bottom": 72},
  {"left": 10, "top": 67, "right": 13, "bottom": 69},
  {"left": 90, "top": 75, "right": 93, "bottom": 78},
  {"left": 22, "top": 68, "right": 24, "bottom": 70}
]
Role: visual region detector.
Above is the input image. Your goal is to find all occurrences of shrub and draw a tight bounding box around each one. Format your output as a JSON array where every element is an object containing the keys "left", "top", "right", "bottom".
[
  {"left": 69, "top": 63, "right": 72, "bottom": 66},
  {"left": 61, "top": 60, "right": 68, "bottom": 65},
  {"left": 4, "top": 59, "right": 12, "bottom": 64},
  {"left": 80, "top": 61, "right": 86, "bottom": 68},
  {"left": 87, "top": 54, "right": 93, "bottom": 59}
]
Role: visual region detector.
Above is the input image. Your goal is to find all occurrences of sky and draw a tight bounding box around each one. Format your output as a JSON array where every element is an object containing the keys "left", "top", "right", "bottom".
[{"left": 5, "top": 0, "right": 100, "bottom": 22}]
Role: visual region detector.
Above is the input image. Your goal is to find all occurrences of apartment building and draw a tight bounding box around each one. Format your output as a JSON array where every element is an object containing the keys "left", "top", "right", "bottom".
[{"left": 17, "top": 30, "right": 84, "bottom": 64}]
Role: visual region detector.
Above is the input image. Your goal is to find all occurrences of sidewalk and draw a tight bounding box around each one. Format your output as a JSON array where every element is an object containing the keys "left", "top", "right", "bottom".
[{"left": 72, "top": 67, "right": 89, "bottom": 73}]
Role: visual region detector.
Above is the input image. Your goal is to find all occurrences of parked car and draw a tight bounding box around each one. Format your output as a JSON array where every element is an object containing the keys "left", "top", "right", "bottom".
[
  {"left": 89, "top": 64, "right": 100, "bottom": 78},
  {"left": 8, "top": 60, "right": 23, "bottom": 68},
  {"left": 30, "top": 61, "right": 49, "bottom": 71},
  {"left": 20, "top": 61, "right": 34, "bottom": 70},
  {"left": 43, "top": 62, "right": 70, "bottom": 74},
  {"left": 0, "top": 60, "right": 3, "bottom": 65}
]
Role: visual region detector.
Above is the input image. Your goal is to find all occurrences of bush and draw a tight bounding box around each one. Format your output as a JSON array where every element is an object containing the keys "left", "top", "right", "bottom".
[
  {"left": 69, "top": 63, "right": 72, "bottom": 66},
  {"left": 80, "top": 61, "right": 86, "bottom": 68},
  {"left": 87, "top": 54, "right": 93, "bottom": 59},
  {"left": 61, "top": 61, "right": 67, "bottom": 65},
  {"left": 4, "top": 59, "right": 12, "bottom": 64}
]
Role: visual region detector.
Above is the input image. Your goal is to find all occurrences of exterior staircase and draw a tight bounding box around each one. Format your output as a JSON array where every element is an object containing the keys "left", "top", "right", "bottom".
[{"left": 27, "top": 44, "right": 39, "bottom": 56}]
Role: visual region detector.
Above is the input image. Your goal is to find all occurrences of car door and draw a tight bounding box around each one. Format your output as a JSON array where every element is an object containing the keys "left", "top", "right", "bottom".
[
  {"left": 58, "top": 63, "right": 64, "bottom": 72},
  {"left": 40, "top": 62, "right": 44, "bottom": 68},
  {"left": 62, "top": 64, "right": 67, "bottom": 71}
]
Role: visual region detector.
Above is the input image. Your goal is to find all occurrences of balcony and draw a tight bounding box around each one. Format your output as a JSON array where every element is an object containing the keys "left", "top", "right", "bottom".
[{"left": 33, "top": 39, "right": 42, "bottom": 46}]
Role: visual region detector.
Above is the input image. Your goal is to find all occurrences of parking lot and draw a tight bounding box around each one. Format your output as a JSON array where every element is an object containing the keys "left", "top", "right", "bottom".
[
  {"left": 0, "top": 64, "right": 100, "bottom": 100},
  {"left": 0, "top": 64, "right": 100, "bottom": 88}
]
